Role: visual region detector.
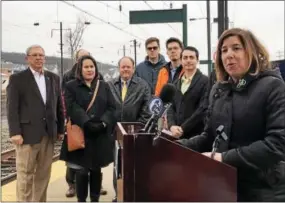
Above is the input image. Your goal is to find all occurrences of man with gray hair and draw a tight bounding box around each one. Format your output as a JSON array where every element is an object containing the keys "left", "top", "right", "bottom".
[{"left": 6, "top": 45, "right": 65, "bottom": 201}]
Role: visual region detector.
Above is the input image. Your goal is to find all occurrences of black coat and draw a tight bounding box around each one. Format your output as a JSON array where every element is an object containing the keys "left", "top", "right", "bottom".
[
  {"left": 108, "top": 76, "right": 151, "bottom": 124},
  {"left": 6, "top": 68, "right": 64, "bottom": 144},
  {"left": 179, "top": 68, "right": 285, "bottom": 201},
  {"left": 167, "top": 69, "right": 209, "bottom": 139},
  {"left": 59, "top": 78, "right": 116, "bottom": 169}
]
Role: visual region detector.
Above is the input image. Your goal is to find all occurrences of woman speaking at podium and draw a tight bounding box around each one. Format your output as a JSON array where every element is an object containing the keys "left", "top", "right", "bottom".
[{"left": 177, "top": 28, "right": 285, "bottom": 201}]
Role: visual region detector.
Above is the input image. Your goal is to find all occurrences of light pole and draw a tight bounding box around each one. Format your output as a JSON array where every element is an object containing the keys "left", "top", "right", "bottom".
[
  {"left": 50, "top": 22, "right": 71, "bottom": 81},
  {"left": 130, "top": 40, "right": 140, "bottom": 65},
  {"left": 34, "top": 21, "right": 90, "bottom": 80}
]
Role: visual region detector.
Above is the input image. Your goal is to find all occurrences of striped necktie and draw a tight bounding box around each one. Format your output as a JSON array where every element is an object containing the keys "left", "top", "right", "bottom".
[{"left": 121, "top": 81, "right": 127, "bottom": 101}]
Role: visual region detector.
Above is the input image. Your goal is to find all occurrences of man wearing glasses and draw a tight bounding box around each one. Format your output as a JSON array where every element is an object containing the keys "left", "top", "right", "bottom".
[
  {"left": 6, "top": 45, "right": 65, "bottom": 201},
  {"left": 135, "top": 37, "right": 166, "bottom": 95},
  {"left": 155, "top": 37, "right": 184, "bottom": 96}
]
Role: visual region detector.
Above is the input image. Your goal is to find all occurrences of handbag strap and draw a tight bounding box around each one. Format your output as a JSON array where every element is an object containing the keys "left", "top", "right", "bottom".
[{"left": 86, "top": 79, "right": 100, "bottom": 112}]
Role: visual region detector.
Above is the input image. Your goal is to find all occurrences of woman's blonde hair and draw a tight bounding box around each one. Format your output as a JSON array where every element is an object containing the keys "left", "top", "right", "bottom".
[{"left": 215, "top": 28, "right": 271, "bottom": 82}]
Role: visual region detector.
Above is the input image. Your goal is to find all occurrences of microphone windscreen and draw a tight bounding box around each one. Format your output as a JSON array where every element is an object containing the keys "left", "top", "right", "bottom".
[{"left": 159, "top": 84, "right": 176, "bottom": 103}]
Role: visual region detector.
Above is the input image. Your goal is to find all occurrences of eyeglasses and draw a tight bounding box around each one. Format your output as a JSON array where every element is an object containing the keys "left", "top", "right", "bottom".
[
  {"left": 167, "top": 46, "right": 180, "bottom": 51},
  {"left": 147, "top": 46, "right": 158, "bottom": 51},
  {"left": 27, "top": 54, "right": 45, "bottom": 58}
]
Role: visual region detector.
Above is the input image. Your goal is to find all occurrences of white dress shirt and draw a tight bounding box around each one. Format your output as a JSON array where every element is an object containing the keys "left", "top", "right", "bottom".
[{"left": 30, "top": 67, "right": 46, "bottom": 104}]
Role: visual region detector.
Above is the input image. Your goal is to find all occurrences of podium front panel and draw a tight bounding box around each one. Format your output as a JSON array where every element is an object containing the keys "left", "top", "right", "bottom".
[
  {"left": 134, "top": 135, "right": 237, "bottom": 202},
  {"left": 115, "top": 122, "right": 237, "bottom": 202}
]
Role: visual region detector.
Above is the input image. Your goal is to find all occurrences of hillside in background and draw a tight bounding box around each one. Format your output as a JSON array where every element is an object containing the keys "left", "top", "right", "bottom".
[{"left": 1, "top": 51, "right": 119, "bottom": 79}]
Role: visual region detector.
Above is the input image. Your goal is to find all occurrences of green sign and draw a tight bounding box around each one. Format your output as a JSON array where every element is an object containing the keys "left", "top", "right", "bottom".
[
  {"left": 129, "top": 9, "right": 183, "bottom": 24},
  {"left": 129, "top": 4, "right": 188, "bottom": 47}
]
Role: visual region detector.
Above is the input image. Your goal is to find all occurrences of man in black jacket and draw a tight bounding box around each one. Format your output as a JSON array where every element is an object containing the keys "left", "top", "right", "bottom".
[
  {"left": 167, "top": 46, "right": 209, "bottom": 139},
  {"left": 108, "top": 56, "right": 151, "bottom": 201},
  {"left": 62, "top": 49, "right": 107, "bottom": 198}
]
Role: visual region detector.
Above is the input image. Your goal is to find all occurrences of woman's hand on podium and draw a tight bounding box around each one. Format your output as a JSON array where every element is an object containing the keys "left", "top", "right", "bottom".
[{"left": 202, "top": 152, "right": 222, "bottom": 162}]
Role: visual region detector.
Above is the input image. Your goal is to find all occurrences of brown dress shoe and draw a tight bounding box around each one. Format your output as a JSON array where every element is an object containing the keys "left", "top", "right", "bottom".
[
  {"left": 66, "top": 184, "right": 76, "bottom": 198},
  {"left": 100, "top": 187, "right": 107, "bottom": 195}
]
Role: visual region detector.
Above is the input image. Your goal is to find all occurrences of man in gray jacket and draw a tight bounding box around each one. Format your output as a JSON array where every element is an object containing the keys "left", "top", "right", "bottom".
[
  {"left": 108, "top": 56, "right": 151, "bottom": 201},
  {"left": 135, "top": 37, "right": 166, "bottom": 95}
]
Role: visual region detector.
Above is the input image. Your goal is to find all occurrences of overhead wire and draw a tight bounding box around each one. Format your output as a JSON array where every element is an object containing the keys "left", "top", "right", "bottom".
[
  {"left": 95, "top": 1, "right": 151, "bottom": 37},
  {"left": 144, "top": 1, "right": 182, "bottom": 37},
  {"left": 61, "top": 1, "right": 146, "bottom": 41},
  {"left": 196, "top": 1, "right": 206, "bottom": 17},
  {"left": 162, "top": 1, "right": 169, "bottom": 8}
]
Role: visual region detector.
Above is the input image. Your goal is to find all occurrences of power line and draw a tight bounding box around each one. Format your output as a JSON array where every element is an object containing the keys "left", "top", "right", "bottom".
[
  {"left": 61, "top": 1, "right": 145, "bottom": 41},
  {"left": 96, "top": 1, "right": 127, "bottom": 17},
  {"left": 196, "top": 2, "right": 206, "bottom": 17},
  {"left": 95, "top": 1, "right": 151, "bottom": 37},
  {"left": 144, "top": 1, "right": 182, "bottom": 37},
  {"left": 162, "top": 1, "right": 169, "bottom": 8}
]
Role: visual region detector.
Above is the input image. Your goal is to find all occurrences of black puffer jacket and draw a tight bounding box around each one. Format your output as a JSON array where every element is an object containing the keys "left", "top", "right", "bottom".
[{"left": 179, "top": 67, "right": 285, "bottom": 201}]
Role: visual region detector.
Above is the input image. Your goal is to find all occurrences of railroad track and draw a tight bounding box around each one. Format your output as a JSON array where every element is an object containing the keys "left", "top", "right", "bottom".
[{"left": 1, "top": 141, "right": 62, "bottom": 186}]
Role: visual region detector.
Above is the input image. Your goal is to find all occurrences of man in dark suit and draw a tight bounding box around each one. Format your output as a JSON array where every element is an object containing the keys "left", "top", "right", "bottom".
[
  {"left": 167, "top": 46, "right": 209, "bottom": 139},
  {"left": 6, "top": 45, "right": 64, "bottom": 202},
  {"left": 108, "top": 56, "right": 151, "bottom": 202}
]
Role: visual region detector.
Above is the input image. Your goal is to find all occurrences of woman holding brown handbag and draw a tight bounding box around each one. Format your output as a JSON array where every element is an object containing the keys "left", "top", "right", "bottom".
[{"left": 60, "top": 55, "right": 116, "bottom": 202}]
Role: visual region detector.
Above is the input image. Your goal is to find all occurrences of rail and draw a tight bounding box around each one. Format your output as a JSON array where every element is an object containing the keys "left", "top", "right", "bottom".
[{"left": 1, "top": 141, "right": 62, "bottom": 186}]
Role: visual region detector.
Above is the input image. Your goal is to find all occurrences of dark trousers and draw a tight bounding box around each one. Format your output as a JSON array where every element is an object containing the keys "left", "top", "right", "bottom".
[
  {"left": 66, "top": 167, "right": 77, "bottom": 185},
  {"left": 113, "top": 166, "right": 117, "bottom": 196},
  {"left": 113, "top": 144, "right": 118, "bottom": 197},
  {"left": 76, "top": 167, "right": 102, "bottom": 202}
]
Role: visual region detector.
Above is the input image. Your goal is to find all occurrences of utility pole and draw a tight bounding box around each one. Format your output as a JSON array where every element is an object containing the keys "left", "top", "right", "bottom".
[
  {"left": 206, "top": 0, "right": 211, "bottom": 74},
  {"left": 134, "top": 40, "right": 137, "bottom": 65},
  {"left": 118, "top": 45, "right": 130, "bottom": 57},
  {"left": 60, "top": 22, "right": 63, "bottom": 81},
  {"left": 130, "top": 39, "right": 140, "bottom": 65},
  {"left": 123, "top": 45, "right": 126, "bottom": 56},
  {"left": 217, "top": 0, "right": 228, "bottom": 38},
  {"left": 225, "top": 0, "right": 229, "bottom": 30},
  {"left": 51, "top": 21, "right": 70, "bottom": 81}
]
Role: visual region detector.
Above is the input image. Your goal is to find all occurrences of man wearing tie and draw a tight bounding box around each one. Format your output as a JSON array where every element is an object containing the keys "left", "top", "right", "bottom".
[
  {"left": 6, "top": 45, "right": 64, "bottom": 202},
  {"left": 108, "top": 56, "right": 151, "bottom": 201}
]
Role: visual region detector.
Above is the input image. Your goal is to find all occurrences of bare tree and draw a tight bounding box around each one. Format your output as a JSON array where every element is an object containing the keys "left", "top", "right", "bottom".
[{"left": 64, "top": 16, "right": 88, "bottom": 64}]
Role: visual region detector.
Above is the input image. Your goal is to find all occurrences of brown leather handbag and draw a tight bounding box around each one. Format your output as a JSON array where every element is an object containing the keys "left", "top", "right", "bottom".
[{"left": 66, "top": 80, "right": 100, "bottom": 152}]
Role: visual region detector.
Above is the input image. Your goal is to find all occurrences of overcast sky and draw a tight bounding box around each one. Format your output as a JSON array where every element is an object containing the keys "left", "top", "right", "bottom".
[{"left": 2, "top": 1, "right": 284, "bottom": 74}]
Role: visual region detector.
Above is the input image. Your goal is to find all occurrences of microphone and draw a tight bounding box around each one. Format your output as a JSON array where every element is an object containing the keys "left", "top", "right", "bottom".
[
  {"left": 211, "top": 125, "right": 228, "bottom": 159},
  {"left": 159, "top": 83, "right": 176, "bottom": 104},
  {"left": 140, "top": 84, "right": 176, "bottom": 133}
]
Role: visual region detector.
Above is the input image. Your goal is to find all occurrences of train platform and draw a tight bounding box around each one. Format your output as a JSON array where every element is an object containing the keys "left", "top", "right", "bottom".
[{"left": 1, "top": 160, "right": 115, "bottom": 202}]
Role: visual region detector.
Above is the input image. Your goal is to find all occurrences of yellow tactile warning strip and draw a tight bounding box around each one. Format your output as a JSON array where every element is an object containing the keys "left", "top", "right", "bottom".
[{"left": 1, "top": 161, "right": 115, "bottom": 202}]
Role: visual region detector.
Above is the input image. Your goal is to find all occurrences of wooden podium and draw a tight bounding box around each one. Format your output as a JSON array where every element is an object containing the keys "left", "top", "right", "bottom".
[{"left": 115, "top": 122, "right": 237, "bottom": 202}]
